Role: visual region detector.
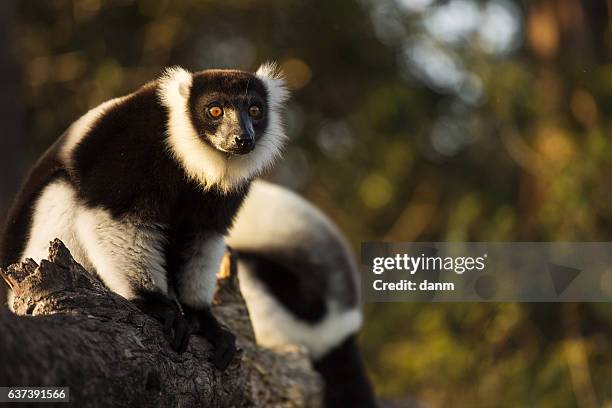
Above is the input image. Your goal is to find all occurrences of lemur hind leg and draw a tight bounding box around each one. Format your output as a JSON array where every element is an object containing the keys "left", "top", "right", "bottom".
[
  {"left": 74, "top": 208, "right": 190, "bottom": 353},
  {"left": 176, "top": 234, "right": 237, "bottom": 370}
]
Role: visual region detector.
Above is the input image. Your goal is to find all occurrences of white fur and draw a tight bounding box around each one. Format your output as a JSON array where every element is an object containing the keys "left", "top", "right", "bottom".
[
  {"left": 21, "top": 179, "right": 91, "bottom": 271},
  {"left": 158, "top": 64, "right": 289, "bottom": 193},
  {"left": 14, "top": 179, "right": 90, "bottom": 312},
  {"left": 74, "top": 208, "right": 168, "bottom": 300},
  {"left": 255, "top": 62, "right": 290, "bottom": 112},
  {"left": 228, "top": 180, "right": 340, "bottom": 251},
  {"left": 238, "top": 260, "right": 362, "bottom": 359},
  {"left": 177, "top": 233, "right": 226, "bottom": 308},
  {"left": 20, "top": 179, "right": 168, "bottom": 301}
]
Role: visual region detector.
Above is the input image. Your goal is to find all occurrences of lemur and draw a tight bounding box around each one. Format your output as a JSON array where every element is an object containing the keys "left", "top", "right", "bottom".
[
  {"left": 0, "top": 64, "right": 289, "bottom": 370},
  {"left": 226, "top": 180, "right": 378, "bottom": 407}
]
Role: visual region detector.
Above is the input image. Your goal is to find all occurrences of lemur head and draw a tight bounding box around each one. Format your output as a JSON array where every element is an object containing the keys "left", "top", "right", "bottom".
[{"left": 158, "top": 63, "right": 289, "bottom": 192}]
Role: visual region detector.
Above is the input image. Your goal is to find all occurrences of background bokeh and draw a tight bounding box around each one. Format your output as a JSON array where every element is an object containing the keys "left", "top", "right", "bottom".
[{"left": 2, "top": 0, "right": 612, "bottom": 406}]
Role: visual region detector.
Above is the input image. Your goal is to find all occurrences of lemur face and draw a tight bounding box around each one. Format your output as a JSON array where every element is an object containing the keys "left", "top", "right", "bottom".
[
  {"left": 159, "top": 64, "right": 288, "bottom": 191},
  {"left": 188, "top": 70, "right": 269, "bottom": 156}
]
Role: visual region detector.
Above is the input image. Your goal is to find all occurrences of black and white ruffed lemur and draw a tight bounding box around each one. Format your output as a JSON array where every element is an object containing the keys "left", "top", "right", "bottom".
[
  {"left": 0, "top": 64, "right": 289, "bottom": 370},
  {"left": 226, "top": 180, "right": 378, "bottom": 407}
]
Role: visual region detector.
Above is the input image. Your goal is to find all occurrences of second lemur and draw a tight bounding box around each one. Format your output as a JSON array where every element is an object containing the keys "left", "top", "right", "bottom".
[
  {"left": 227, "top": 180, "right": 377, "bottom": 407},
  {"left": 0, "top": 64, "right": 289, "bottom": 370}
]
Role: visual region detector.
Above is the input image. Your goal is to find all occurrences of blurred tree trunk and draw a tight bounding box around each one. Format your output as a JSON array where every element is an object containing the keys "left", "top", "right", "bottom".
[
  {"left": 579, "top": 0, "right": 610, "bottom": 62},
  {"left": 0, "top": 0, "right": 25, "bottom": 219}
]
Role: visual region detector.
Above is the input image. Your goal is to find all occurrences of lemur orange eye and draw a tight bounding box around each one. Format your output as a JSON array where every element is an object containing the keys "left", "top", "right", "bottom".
[
  {"left": 208, "top": 106, "right": 223, "bottom": 118},
  {"left": 248, "top": 105, "right": 262, "bottom": 118}
]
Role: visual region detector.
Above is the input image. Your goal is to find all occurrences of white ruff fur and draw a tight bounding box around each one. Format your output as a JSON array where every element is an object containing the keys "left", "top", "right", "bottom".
[
  {"left": 178, "top": 233, "right": 226, "bottom": 308},
  {"left": 157, "top": 63, "right": 289, "bottom": 193},
  {"left": 21, "top": 179, "right": 168, "bottom": 300},
  {"left": 238, "top": 260, "right": 363, "bottom": 360}
]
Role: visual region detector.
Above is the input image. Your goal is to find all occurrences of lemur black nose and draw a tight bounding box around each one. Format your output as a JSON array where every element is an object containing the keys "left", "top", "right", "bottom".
[{"left": 234, "top": 134, "right": 255, "bottom": 151}]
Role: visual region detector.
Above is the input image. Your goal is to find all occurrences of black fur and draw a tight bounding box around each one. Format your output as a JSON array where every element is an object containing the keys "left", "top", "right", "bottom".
[
  {"left": 164, "top": 183, "right": 248, "bottom": 294},
  {"left": 1, "top": 69, "right": 271, "bottom": 367},
  {"left": 236, "top": 250, "right": 328, "bottom": 322},
  {"left": 314, "top": 336, "right": 378, "bottom": 408}
]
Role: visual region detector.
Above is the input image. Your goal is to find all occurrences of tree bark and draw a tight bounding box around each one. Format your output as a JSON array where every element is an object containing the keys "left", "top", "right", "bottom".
[{"left": 0, "top": 239, "right": 322, "bottom": 407}]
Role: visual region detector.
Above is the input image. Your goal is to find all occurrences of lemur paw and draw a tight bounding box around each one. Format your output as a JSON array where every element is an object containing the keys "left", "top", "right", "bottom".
[
  {"left": 208, "top": 328, "right": 237, "bottom": 370},
  {"left": 161, "top": 306, "right": 190, "bottom": 354},
  {"left": 185, "top": 307, "right": 238, "bottom": 370},
  {"left": 133, "top": 291, "right": 191, "bottom": 354}
]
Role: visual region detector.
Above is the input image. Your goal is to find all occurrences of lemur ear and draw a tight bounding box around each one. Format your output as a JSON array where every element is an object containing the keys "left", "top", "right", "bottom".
[
  {"left": 179, "top": 81, "right": 190, "bottom": 98},
  {"left": 158, "top": 66, "right": 193, "bottom": 106},
  {"left": 255, "top": 62, "right": 290, "bottom": 108}
]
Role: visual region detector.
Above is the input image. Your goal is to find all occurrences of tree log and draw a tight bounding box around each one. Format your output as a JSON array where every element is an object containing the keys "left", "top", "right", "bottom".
[{"left": 0, "top": 239, "right": 322, "bottom": 407}]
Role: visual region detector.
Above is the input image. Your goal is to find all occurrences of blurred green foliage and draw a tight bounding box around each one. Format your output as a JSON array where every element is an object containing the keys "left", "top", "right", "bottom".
[{"left": 13, "top": 0, "right": 612, "bottom": 406}]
